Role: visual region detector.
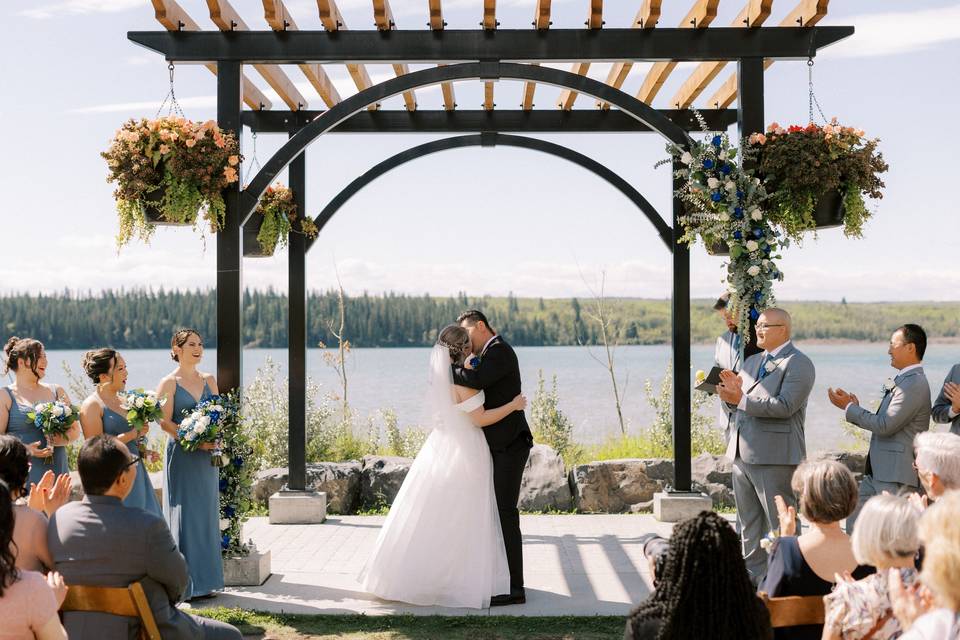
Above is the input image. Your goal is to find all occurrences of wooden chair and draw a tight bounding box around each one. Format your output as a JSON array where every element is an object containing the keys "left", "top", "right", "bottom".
[
  {"left": 758, "top": 591, "right": 826, "bottom": 628},
  {"left": 60, "top": 581, "right": 161, "bottom": 640}
]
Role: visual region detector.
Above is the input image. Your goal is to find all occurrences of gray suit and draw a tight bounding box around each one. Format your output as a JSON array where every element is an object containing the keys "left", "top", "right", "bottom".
[
  {"left": 845, "top": 366, "right": 931, "bottom": 530},
  {"left": 727, "top": 342, "right": 815, "bottom": 582},
  {"left": 932, "top": 363, "right": 960, "bottom": 435},
  {"left": 715, "top": 330, "right": 742, "bottom": 440},
  {"left": 48, "top": 495, "right": 241, "bottom": 640}
]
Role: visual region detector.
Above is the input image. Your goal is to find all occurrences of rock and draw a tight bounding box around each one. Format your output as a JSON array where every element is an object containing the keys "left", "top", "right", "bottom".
[
  {"left": 640, "top": 459, "right": 675, "bottom": 484},
  {"left": 254, "top": 462, "right": 362, "bottom": 514},
  {"left": 360, "top": 455, "right": 413, "bottom": 509},
  {"left": 570, "top": 459, "right": 666, "bottom": 513},
  {"left": 692, "top": 453, "right": 733, "bottom": 487},
  {"left": 518, "top": 444, "right": 572, "bottom": 512},
  {"left": 817, "top": 451, "right": 867, "bottom": 476},
  {"left": 69, "top": 470, "right": 164, "bottom": 506},
  {"left": 694, "top": 480, "right": 736, "bottom": 508}
]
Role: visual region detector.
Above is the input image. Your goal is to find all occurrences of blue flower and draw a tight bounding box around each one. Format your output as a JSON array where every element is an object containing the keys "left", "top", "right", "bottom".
[
  {"left": 221, "top": 535, "right": 230, "bottom": 550},
  {"left": 34, "top": 416, "right": 44, "bottom": 428},
  {"left": 763, "top": 246, "right": 772, "bottom": 255},
  {"left": 733, "top": 208, "right": 744, "bottom": 220},
  {"left": 223, "top": 505, "right": 235, "bottom": 518},
  {"left": 712, "top": 135, "right": 722, "bottom": 147},
  {"left": 219, "top": 478, "right": 228, "bottom": 492},
  {"left": 750, "top": 308, "right": 760, "bottom": 321},
  {"left": 711, "top": 192, "right": 723, "bottom": 202},
  {"left": 232, "top": 456, "right": 244, "bottom": 468},
  {"left": 754, "top": 292, "right": 763, "bottom": 302},
  {"left": 469, "top": 356, "right": 481, "bottom": 368},
  {"left": 752, "top": 228, "right": 763, "bottom": 238},
  {"left": 720, "top": 164, "right": 732, "bottom": 175},
  {"left": 703, "top": 158, "right": 715, "bottom": 170},
  {"left": 736, "top": 190, "right": 744, "bottom": 201},
  {"left": 733, "top": 231, "right": 742, "bottom": 240}
]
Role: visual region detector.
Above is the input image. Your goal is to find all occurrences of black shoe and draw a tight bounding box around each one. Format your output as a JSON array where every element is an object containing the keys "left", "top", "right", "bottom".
[{"left": 490, "top": 588, "right": 526, "bottom": 606}]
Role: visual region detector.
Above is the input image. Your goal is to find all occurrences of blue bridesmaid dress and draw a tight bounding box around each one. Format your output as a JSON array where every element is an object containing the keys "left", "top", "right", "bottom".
[
  {"left": 101, "top": 405, "right": 162, "bottom": 516},
  {"left": 163, "top": 381, "right": 224, "bottom": 599},
  {"left": 4, "top": 386, "right": 69, "bottom": 488}
]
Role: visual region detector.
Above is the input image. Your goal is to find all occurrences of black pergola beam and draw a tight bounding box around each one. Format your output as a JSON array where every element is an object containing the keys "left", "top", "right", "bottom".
[
  {"left": 241, "top": 109, "right": 738, "bottom": 134},
  {"left": 129, "top": 27, "right": 853, "bottom": 64}
]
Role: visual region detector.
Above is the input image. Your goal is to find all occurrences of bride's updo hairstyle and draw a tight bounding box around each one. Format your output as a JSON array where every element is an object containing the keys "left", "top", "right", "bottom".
[
  {"left": 437, "top": 325, "right": 470, "bottom": 366},
  {"left": 3, "top": 337, "right": 44, "bottom": 378}
]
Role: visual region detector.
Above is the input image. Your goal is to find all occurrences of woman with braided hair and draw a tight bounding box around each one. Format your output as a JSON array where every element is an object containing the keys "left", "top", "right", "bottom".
[{"left": 624, "top": 511, "right": 773, "bottom": 640}]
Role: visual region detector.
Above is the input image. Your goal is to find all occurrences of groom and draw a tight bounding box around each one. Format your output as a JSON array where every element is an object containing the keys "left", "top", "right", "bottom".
[{"left": 452, "top": 309, "right": 533, "bottom": 606}]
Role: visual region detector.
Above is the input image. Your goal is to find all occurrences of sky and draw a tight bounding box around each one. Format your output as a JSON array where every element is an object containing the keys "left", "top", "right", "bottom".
[{"left": 0, "top": 0, "right": 958, "bottom": 301}]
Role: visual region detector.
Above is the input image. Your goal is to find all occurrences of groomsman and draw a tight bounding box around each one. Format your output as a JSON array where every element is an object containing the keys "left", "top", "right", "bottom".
[
  {"left": 828, "top": 324, "right": 931, "bottom": 531},
  {"left": 717, "top": 308, "right": 815, "bottom": 583},
  {"left": 931, "top": 362, "right": 960, "bottom": 435}
]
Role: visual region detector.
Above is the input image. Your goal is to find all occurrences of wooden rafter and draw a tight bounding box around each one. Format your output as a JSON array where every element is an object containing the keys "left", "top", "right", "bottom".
[
  {"left": 635, "top": 0, "right": 720, "bottom": 104},
  {"left": 707, "top": 0, "right": 830, "bottom": 108},
  {"left": 428, "top": 1, "right": 456, "bottom": 111},
  {"left": 556, "top": 1, "right": 604, "bottom": 110},
  {"left": 596, "top": 0, "right": 661, "bottom": 109},
  {"left": 669, "top": 0, "right": 772, "bottom": 108},
  {"left": 315, "top": 0, "right": 378, "bottom": 110},
  {"left": 482, "top": 0, "right": 496, "bottom": 109},
  {"left": 372, "top": 0, "right": 416, "bottom": 111},
  {"left": 207, "top": 0, "right": 307, "bottom": 110},
  {"left": 484, "top": 81, "right": 495, "bottom": 111},
  {"left": 262, "top": 0, "right": 341, "bottom": 108},
  {"left": 150, "top": 0, "right": 271, "bottom": 110},
  {"left": 521, "top": 0, "right": 552, "bottom": 111}
]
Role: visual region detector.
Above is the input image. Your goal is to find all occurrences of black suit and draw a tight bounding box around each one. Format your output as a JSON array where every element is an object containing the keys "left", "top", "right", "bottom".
[{"left": 452, "top": 335, "right": 533, "bottom": 590}]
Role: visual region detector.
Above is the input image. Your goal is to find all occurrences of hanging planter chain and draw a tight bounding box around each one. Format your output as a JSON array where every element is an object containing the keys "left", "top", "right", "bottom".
[
  {"left": 156, "top": 63, "right": 186, "bottom": 119},
  {"left": 242, "top": 131, "right": 262, "bottom": 188},
  {"left": 807, "top": 58, "right": 828, "bottom": 125}
]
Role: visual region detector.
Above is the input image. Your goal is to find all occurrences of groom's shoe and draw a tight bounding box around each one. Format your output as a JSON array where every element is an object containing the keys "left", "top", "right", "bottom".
[{"left": 490, "top": 588, "right": 526, "bottom": 607}]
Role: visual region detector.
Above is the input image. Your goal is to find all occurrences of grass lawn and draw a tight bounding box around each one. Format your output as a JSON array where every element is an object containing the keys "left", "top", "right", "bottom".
[{"left": 197, "top": 608, "right": 626, "bottom": 639}]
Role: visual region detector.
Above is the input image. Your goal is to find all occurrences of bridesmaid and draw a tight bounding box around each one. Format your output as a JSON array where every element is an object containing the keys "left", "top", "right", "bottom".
[
  {"left": 78, "top": 348, "right": 162, "bottom": 516},
  {"left": 0, "top": 337, "right": 80, "bottom": 488},
  {"left": 156, "top": 328, "right": 223, "bottom": 600}
]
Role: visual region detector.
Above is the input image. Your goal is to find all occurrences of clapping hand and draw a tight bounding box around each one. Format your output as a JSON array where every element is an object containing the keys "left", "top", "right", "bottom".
[
  {"left": 716, "top": 369, "right": 744, "bottom": 405},
  {"left": 27, "top": 472, "right": 72, "bottom": 517},
  {"left": 944, "top": 382, "right": 960, "bottom": 413},
  {"left": 907, "top": 492, "right": 929, "bottom": 513},
  {"left": 774, "top": 495, "right": 797, "bottom": 537},
  {"left": 888, "top": 568, "right": 935, "bottom": 632},
  {"left": 46, "top": 571, "right": 68, "bottom": 607},
  {"left": 827, "top": 387, "right": 859, "bottom": 410}
]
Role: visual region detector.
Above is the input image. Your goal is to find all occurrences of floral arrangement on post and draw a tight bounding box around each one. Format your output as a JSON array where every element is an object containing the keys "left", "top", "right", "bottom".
[
  {"left": 749, "top": 119, "right": 888, "bottom": 241},
  {"left": 101, "top": 116, "right": 241, "bottom": 247},
  {"left": 253, "top": 184, "right": 319, "bottom": 255},
  {"left": 660, "top": 116, "right": 783, "bottom": 346},
  {"left": 214, "top": 391, "right": 254, "bottom": 558}
]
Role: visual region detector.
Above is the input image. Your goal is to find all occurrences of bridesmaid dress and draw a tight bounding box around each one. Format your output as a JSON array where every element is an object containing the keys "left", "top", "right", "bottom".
[
  {"left": 101, "top": 405, "right": 162, "bottom": 516},
  {"left": 4, "top": 386, "right": 68, "bottom": 488},
  {"left": 163, "top": 381, "right": 224, "bottom": 599}
]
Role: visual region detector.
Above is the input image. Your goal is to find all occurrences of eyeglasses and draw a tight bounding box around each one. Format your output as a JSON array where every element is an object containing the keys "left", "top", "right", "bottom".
[
  {"left": 756, "top": 323, "right": 785, "bottom": 330},
  {"left": 123, "top": 456, "right": 141, "bottom": 471}
]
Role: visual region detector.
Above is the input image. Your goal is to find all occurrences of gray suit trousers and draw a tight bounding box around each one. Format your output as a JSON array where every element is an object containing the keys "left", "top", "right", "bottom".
[
  {"left": 845, "top": 475, "right": 919, "bottom": 533},
  {"left": 733, "top": 456, "right": 797, "bottom": 584}
]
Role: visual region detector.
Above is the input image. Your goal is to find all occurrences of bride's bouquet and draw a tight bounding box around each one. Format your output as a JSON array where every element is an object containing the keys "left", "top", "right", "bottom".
[
  {"left": 177, "top": 395, "right": 238, "bottom": 466},
  {"left": 119, "top": 389, "right": 166, "bottom": 459},
  {"left": 26, "top": 401, "right": 79, "bottom": 464}
]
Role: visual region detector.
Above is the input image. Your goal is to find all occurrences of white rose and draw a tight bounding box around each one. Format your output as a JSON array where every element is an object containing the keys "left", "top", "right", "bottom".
[
  {"left": 718, "top": 150, "right": 728, "bottom": 160},
  {"left": 35, "top": 404, "right": 45, "bottom": 413},
  {"left": 762, "top": 259, "right": 770, "bottom": 267},
  {"left": 52, "top": 405, "right": 64, "bottom": 417},
  {"left": 63, "top": 406, "right": 72, "bottom": 417},
  {"left": 707, "top": 177, "right": 719, "bottom": 189},
  {"left": 219, "top": 518, "right": 230, "bottom": 531},
  {"left": 751, "top": 210, "right": 763, "bottom": 221},
  {"left": 680, "top": 151, "right": 693, "bottom": 165},
  {"left": 747, "top": 265, "right": 761, "bottom": 277},
  {"left": 746, "top": 240, "right": 759, "bottom": 252},
  {"left": 135, "top": 397, "right": 145, "bottom": 408},
  {"left": 185, "top": 432, "right": 196, "bottom": 441},
  {"left": 725, "top": 181, "right": 736, "bottom": 192},
  {"left": 719, "top": 213, "right": 730, "bottom": 222},
  {"left": 754, "top": 177, "right": 761, "bottom": 185}
]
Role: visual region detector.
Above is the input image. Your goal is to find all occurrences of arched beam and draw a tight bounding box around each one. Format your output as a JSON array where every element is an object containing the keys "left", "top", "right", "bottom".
[
  {"left": 241, "top": 62, "right": 693, "bottom": 224},
  {"left": 303, "top": 133, "right": 674, "bottom": 254}
]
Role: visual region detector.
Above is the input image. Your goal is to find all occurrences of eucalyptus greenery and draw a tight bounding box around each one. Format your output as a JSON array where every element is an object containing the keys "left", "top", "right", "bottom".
[{"left": 215, "top": 391, "right": 255, "bottom": 558}]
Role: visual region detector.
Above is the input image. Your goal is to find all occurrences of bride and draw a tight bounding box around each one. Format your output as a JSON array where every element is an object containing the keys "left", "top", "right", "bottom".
[{"left": 360, "top": 324, "right": 527, "bottom": 609}]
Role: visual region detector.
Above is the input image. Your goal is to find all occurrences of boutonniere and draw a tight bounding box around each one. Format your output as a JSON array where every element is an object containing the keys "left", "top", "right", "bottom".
[
  {"left": 764, "top": 358, "right": 782, "bottom": 374},
  {"left": 469, "top": 356, "right": 481, "bottom": 368},
  {"left": 882, "top": 378, "right": 896, "bottom": 394}
]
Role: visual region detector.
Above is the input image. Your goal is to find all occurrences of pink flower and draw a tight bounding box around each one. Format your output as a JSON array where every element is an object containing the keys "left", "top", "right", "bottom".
[
  {"left": 185, "top": 139, "right": 197, "bottom": 148},
  {"left": 159, "top": 144, "right": 170, "bottom": 155}
]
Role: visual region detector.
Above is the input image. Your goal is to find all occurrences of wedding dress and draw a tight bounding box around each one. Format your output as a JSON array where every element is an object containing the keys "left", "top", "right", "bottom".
[{"left": 360, "top": 345, "right": 510, "bottom": 608}]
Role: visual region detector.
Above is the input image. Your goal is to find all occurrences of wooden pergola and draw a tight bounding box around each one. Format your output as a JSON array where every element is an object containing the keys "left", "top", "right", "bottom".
[{"left": 132, "top": 0, "right": 851, "bottom": 504}]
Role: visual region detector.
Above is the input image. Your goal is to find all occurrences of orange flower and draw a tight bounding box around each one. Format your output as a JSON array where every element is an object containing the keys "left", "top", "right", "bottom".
[
  {"left": 185, "top": 139, "right": 197, "bottom": 148},
  {"left": 223, "top": 166, "right": 238, "bottom": 182},
  {"left": 228, "top": 155, "right": 239, "bottom": 166},
  {"left": 159, "top": 144, "right": 170, "bottom": 155}
]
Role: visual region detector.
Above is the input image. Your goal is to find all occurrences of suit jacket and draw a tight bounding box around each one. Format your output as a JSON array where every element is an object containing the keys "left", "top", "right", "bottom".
[
  {"left": 48, "top": 495, "right": 202, "bottom": 640},
  {"left": 931, "top": 363, "right": 960, "bottom": 435},
  {"left": 728, "top": 342, "right": 815, "bottom": 466},
  {"left": 846, "top": 366, "right": 931, "bottom": 487},
  {"left": 715, "top": 330, "right": 742, "bottom": 429},
  {"left": 452, "top": 335, "right": 532, "bottom": 451}
]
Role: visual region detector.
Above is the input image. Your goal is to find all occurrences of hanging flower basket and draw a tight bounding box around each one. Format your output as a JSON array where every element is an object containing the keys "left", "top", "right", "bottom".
[
  {"left": 749, "top": 120, "right": 888, "bottom": 242},
  {"left": 102, "top": 117, "right": 241, "bottom": 247},
  {"left": 243, "top": 184, "right": 319, "bottom": 258}
]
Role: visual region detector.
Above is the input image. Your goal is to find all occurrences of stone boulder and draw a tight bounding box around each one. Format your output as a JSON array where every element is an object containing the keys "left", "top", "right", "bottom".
[
  {"left": 518, "top": 444, "right": 572, "bottom": 512},
  {"left": 692, "top": 453, "right": 733, "bottom": 487},
  {"left": 817, "top": 451, "right": 867, "bottom": 478},
  {"left": 254, "top": 462, "right": 362, "bottom": 514},
  {"left": 360, "top": 455, "right": 413, "bottom": 509},
  {"left": 570, "top": 459, "right": 667, "bottom": 513}
]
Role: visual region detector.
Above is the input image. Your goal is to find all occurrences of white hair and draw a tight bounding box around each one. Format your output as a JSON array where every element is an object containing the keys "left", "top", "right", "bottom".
[
  {"left": 851, "top": 494, "right": 920, "bottom": 567},
  {"left": 914, "top": 432, "right": 960, "bottom": 490}
]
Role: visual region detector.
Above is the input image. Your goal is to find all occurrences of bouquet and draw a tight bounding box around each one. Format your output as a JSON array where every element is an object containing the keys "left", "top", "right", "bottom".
[
  {"left": 26, "top": 401, "right": 79, "bottom": 463},
  {"left": 178, "top": 395, "right": 239, "bottom": 466},
  {"left": 119, "top": 389, "right": 166, "bottom": 459}
]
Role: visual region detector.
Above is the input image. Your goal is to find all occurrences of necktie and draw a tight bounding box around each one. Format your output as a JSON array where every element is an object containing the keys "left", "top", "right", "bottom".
[{"left": 758, "top": 354, "right": 773, "bottom": 380}]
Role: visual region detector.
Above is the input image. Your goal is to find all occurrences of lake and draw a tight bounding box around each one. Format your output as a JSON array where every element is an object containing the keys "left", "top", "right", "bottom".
[{"left": 23, "top": 343, "right": 960, "bottom": 453}]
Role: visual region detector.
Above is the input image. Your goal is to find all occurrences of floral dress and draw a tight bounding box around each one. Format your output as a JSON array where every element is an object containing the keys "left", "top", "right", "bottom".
[{"left": 823, "top": 568, "right": 918, "bottom": 640}]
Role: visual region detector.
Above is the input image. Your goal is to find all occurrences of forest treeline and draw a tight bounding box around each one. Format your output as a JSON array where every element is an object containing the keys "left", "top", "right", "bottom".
[{"left": 1, "top": 289, "right": 958, "bottom": 349}]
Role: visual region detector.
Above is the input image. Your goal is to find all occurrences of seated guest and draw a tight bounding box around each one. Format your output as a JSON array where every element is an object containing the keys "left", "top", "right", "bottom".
[
  {"left": 47, "top": 435, "right": 241, "bottom": 640},
  {"left": 913, "top": 432, "right": 960, "bottom": 503},
  {"left": 0, "top": 479, "right": 68, "bottom": 640},
  {"left": 760, "top": 461, "right": 874, "bottom": 640},
  {"left": 823, "top": 494, "right": 921, "bottom": 640},
  {"left": 889, "top": 491, "right": 960, "bottom": 639},
  {"left": 624, "top": 511, "right": 773, "bottom": 640},
  {"left": 0, "top": 435, "right": 70, "bottom": 572}
]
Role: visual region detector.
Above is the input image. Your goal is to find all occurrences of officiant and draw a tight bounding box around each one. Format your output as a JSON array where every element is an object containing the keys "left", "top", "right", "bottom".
[{"left": 713, "top": 293, "right": 761, "bottom": 441}]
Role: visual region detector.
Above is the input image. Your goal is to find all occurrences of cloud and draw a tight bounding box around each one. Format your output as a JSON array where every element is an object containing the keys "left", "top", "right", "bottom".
[
  {"left": 68, "top": 95, "right": 217, "bottom": 114},
  {"left": 19, "top": 0, "right": 142, "bottom": 20},
  {"left": 822, "top": 4, "right": 960, "bottom": 59}
]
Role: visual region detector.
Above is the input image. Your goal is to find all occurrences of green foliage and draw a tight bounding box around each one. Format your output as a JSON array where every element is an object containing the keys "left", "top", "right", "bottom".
[
  {"left": 217, "top": 391, "right": 255, "bottom": 558},
  {"left": 253, "top": 185, "right": 295, "bottom": 255},
  {"left": 530, "top": 370, "right": 582, "bottom": 466}
]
